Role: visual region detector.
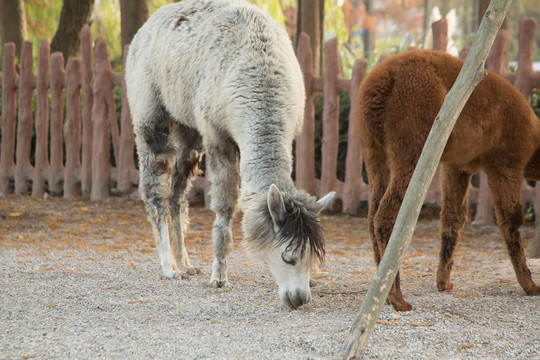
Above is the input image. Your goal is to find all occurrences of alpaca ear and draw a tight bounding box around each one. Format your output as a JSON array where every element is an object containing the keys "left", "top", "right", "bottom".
[
  {"left": 267, "top": 184, "right": 286, "bottom": 226},
  {"left": 315, "top": 191, "right": 336, "bottom": 214}
]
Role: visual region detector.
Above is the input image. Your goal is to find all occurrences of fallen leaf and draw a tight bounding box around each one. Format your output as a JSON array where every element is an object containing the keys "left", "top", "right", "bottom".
[
  {"left": 378, "top": 318, "right": 401, "bottom": 326},
  {"left": 410, "top": 322, "right": 435, "bottom": 327},
  {"left": 21, "top": 350, "right": 45, "bottom": 359}
]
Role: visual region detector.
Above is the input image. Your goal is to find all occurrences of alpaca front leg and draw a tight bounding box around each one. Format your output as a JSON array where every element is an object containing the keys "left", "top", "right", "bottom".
[
  {"left": 169, "top": 201, "right": 198, "bottom": 277},
  {"left": 486, "top": 168, "right": 540, "bottom": 295},
  {"left": 153, "top": 215, "right": 184, "bottom": 279},
  {"left": 141, "top": 165, "right": 183, "bottom": 279},
  {"left": 169, "top": 146, "right": 204, "bottom": 277},
  {"left": 134, "top": 114, "right": 183, "bottom": 279},
  {"left": 206, "top": 144, "right": 239, "bottom": 289},
  {"left": 209, "top": 215, "right": 234, "bottom": 288}
]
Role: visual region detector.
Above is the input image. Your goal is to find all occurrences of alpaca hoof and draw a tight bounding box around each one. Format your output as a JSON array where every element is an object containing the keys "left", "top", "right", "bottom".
[
  {"left": 437, "top": 281, "right": 454, "bottom": 291},
  {"left": 388, "top": 295, "right": 413, "bottom": 312},
  {"left": 209, "top": 277, "right": 231, "bottom": 289},
  {"left": 162, "top": 269, "right": 181, "bottom": 279},
  {"left": 185, "top": 267, "right": 200, "bottom": 276},
  {"left": 391, "top": 300, "right": 413, "bottom": 312},
  {"left": 163, "top": 266, "right": 198, "bottom": 280},
  {"left": 524, "top": 284, "right": 540, "bottom": 295}
]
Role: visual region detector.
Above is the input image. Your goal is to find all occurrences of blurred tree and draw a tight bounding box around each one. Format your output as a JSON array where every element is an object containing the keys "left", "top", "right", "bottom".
[
  {"left": 363, "top": 0, "right": 374, "bottom": 59},
  {"left": 50, "top": 0, "right": 95, "bottom": 60},
  {"left": 297, "top": 0, "right": 324, "bottom": 75},
  {"left": 0, "top": 0, "right": 28, "bottom": 58},
  {"left": 423, "top": 0, "right": 430, "bottom": 37},
  {"left": 120, "top": 0, "right": 148, "bottom": 59}
]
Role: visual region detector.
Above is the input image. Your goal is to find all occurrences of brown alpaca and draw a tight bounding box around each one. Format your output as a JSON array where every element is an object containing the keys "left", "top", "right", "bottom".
[{"left": 356, "top": 49, "right": 540, "bottom": 311}]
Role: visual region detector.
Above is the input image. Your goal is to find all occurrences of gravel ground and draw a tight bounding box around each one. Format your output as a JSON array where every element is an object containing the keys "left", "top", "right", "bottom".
[{"left": 1, "top": 195, "right": 539, "bottom": 359}]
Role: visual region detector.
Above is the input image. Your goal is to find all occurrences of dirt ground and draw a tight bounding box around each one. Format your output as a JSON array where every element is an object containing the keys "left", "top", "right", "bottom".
[{"left": 1, "top": 194, "right": 539, "bottom": 359}]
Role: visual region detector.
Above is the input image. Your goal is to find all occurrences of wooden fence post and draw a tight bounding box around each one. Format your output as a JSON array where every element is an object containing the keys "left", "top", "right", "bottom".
[
  {"left": 342, "top": 59, "right": 368, "bottom": 213},
  {"left": 432, "top": 17, "right": 448, "bottom": 52},
  {"left": 90, "top": 37, "right": 112, "bottom": 200},
  {"left": 533, "top": 189, "right": 540, "bottom": 258},
  {"left": 81, "top": 25, "right": 94, "bottom": 195},
  {"left": 50, "top": 52, "right": 65, "bottom": 195},
  {"left": 0, "top": 43, "right": 17, "bottom": 195},
  {"left": 295, "top": 32, "right": 317, "bottom": 196},
  {"left": 117, "top": 45, "right": 138, "bottom": 193},
  {"left": 320, "top": 38, "right": 340, "bottom": 201},
  {"left": 64, "top": 58, "right": 82, "bottom": 199},
  {"left": 32, "top": 40, "right": 51, "bottom": 197},
  {"left": 15, "top": 41, "right": 35, "bottom": 195},
  {"left": 514, "top": 18, "right": 539, "bottom": 100}
]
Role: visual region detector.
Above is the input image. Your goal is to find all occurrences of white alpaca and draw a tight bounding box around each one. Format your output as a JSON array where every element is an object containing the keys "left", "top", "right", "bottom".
[{"left": 126, "top": 0, "right": 334, "bottom": 308}]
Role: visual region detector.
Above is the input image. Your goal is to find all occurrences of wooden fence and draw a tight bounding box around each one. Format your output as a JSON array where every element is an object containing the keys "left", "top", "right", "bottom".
[
  {"left": 0, "top": 26, "right": 137, "bottom": 200},
  {"left": 1, "top": 20, "right": 540, "bottom": 225}
]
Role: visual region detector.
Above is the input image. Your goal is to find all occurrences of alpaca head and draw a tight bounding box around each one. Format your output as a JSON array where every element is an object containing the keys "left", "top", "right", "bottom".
[{"left": 242, "top": 185, "right": 335, "bottom": 308}]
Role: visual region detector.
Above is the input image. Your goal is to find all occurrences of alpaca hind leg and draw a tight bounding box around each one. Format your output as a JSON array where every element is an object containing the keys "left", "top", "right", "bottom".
[
  {"left": 372, "top": 150, "right": 422, "bottom": 311},
  {"left": 373, "top": 175, "right": 415, "bottom": 311},
  {"left": 486, "top": 167, "right": 540, "bottom": 295},
  {"left": 437, "top": 165, "right": 471, "bottom": 291},
  {"left": 206, "top": 140, "right": 239, "bottom": 288},
  {"left": 135, "top": 109, "right": 180, "bottom": 279},
  {"left": 364, "top": 145, "right": 390, "bottom": 264},
  {"left": 168, "top": 124, "right": 204, "bottom": 275}
]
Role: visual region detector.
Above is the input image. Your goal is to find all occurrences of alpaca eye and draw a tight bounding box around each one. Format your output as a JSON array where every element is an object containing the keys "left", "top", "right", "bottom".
[{"left": 281, "top": 253, "right": 297, "bottom": 266}]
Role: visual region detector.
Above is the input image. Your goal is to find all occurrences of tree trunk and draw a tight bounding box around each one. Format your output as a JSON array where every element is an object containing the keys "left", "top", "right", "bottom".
[
  {"left": 296, "top": 0, "right": 323, "bottom": 76},
  {"left": 0, "top": 0, "right": 28, "bottom": 58},
  {"left": 363, "top": 0, "right": 374, "bottom": 59},
  {"left": 423, "top": 0, "right": 430, "bottom": 40},
  {"left": 50, "top": 0, "right": 95, "bottom": 60},
  {"left": 120, "top": 0, "right": 148, "bottom": 59},
  {"left": 479, "top": 0, "right": 507, "bottom": 30}
]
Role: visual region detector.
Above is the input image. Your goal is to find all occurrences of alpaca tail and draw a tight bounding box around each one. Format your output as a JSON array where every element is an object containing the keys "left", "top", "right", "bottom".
[{"left": 357, "top": 67, "right": 395, "bottom": 146}]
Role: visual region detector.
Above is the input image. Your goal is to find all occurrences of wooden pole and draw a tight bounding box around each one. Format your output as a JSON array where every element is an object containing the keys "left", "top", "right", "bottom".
[
  {"left": 49, "top": 52, "right": 66, "bottom": 195},
  {"left": 90, "top": 37, "right": 112, "bottom": 201},
  {"left": 321, "top": 38, "right": 340, "bottom": 200},
  {"left": 15, "top": 40, "right": 35, "bottom": 195},
  {"left": 295, "top": 32, "right": 316, "bottom": 196},
  {"left": 64, "top": 58, "right": 82, "bottom": 199},
  {"left": 533, "top": 189, "right": 540, "bottom": 258},
  {"left": 341, "top": 1, "right": 513, "bottom": 358},
  {"left": 117, "top": 45, "right": 138, "bottom": 193},
  {"left": 0, "top": 43, "right": 17, "bottom": 195},
  {"left": 80, "top": 25, "right": 93, "bottom": 195},
  {"left": 342, "top": 59, "right": 368, "bottom": 214},
  {"left": 32, "top": 40, "right": 51, "bottom": 198}
]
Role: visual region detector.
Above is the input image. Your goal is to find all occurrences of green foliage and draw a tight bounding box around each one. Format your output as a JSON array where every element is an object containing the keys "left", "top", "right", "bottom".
[
  {"left": 532, "top": 90, "right": 540, "bottom": 119},
  {"left": 25, "top": 0, "right": 63, "bottom": 65},
  {"left": 246, "top": 0, "right": 295, "bottom": 27},
  {"left": 324, "top": 0, "right": 356, "bottom": 77}
]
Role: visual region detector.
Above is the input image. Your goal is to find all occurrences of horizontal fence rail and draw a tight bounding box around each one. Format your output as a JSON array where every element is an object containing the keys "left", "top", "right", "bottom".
[{"left": 1, "top": 20, "right": 540, "bottom": 225}]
